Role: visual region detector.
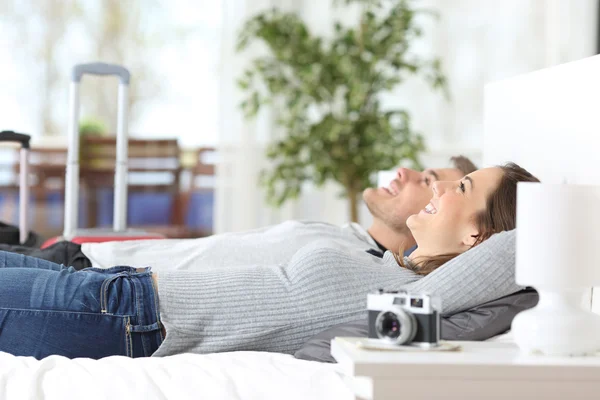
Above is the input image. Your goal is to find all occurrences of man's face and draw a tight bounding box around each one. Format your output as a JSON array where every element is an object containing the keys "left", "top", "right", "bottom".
[{"left": 363, "top": 167, "right": 465, "bottom": 232}]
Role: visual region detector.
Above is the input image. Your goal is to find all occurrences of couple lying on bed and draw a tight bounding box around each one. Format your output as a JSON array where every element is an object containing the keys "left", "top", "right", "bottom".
[{"left": 0, "top": 158, "right": 539, "bottom": 360}]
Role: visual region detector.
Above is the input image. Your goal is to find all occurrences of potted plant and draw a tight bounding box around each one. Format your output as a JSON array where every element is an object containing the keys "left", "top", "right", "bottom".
[
  {"left": 79, "top": 117, "right": 107, "bottom": 168},
  {"left": 237, "top": 0, "right": 447, "bottom": 222},
  {"left": 79, "top": 118, "right": 107, "bottom": 138}
]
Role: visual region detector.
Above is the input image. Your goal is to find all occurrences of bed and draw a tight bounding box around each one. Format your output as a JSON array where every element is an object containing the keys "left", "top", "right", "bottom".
[
  {"left": 3, "top": 54, "right": 600, "bottom": 400},
  {"left": 0, "top": 332, "right": 519, "bottom": 400},
  {"left": 0, "top": 350, "right": 353, "bottom": 400}
]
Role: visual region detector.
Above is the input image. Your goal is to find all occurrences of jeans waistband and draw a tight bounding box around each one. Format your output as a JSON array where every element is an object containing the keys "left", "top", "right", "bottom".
[{"left": 93, "top": 266, "right": 163, "bottom": 357}]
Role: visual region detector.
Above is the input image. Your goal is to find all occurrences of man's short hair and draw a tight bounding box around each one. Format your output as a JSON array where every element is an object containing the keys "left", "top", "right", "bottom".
[{"left": 450, "top": 155, "right": 478, "bottom": 176}]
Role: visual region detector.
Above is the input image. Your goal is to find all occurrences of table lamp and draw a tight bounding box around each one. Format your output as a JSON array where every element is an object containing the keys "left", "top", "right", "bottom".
[{"left": 512, "top": 182, "right": 600, "bottom": 356}]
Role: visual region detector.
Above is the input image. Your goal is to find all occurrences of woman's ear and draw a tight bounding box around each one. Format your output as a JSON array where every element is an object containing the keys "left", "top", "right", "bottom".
[{"left": 462, "top": 227, "right": 479, "bottom": 248}]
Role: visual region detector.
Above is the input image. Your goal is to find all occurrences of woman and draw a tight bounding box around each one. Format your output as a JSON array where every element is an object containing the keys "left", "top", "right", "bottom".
[{"left": 0, "top": 163, "right": 538, "bottom": 359}]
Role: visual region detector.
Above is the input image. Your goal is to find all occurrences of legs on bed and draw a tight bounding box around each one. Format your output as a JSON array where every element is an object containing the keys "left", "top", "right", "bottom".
[{"left": 0, "top": 252, "right": 163, "bottom": 359}]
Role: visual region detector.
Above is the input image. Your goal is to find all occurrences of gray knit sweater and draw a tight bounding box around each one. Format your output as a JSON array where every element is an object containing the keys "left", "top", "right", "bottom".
[{"left": 152, "top": 229, "right": 520, "bottom": 357}]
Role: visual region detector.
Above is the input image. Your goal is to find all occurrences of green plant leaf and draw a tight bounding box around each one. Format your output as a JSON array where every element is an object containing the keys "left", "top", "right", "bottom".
[{"left": 236, "top": 0, "right": 447, "bottom": 221}]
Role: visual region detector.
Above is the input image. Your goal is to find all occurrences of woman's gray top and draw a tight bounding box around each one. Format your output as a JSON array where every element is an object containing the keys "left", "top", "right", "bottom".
[{"left": 151, "top": 226, "right": 520, "bottom": 357}]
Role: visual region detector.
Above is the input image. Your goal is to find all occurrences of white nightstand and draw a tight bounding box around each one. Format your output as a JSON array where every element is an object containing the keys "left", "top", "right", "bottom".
[{"left": 331, "top": 337, "right": 600, "bottom": 400}]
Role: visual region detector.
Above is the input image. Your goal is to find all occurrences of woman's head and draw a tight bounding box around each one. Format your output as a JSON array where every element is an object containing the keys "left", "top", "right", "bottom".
[{"left": 404, "top": 163, "right": 539, "bottom": 274}]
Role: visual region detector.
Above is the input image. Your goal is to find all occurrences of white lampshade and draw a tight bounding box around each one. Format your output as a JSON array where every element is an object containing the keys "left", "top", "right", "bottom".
[
  {"left": 513, "top": 182, "right": 600, "bottom": 356},
  {"left": 516, "top": 182, "right": 600, "bottom": 288}
]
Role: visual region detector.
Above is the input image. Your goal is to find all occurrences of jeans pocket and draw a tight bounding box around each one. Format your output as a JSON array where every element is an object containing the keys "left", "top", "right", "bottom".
[
  {"left": 0, "top": 308, "right": 131, "bottom": 360},
  {"left": 99, "top": 272, "right": 130, "bottom": 313}
]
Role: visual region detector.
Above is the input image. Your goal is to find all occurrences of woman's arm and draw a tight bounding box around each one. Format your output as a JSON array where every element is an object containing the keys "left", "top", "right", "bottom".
[{"left": 402, "top": 230, "right": 523, "bottom": 315}]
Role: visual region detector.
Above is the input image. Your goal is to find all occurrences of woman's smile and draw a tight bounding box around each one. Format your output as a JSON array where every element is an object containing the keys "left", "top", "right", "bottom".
[{"left": 422, "top": 202, "right": 438, "bottom": 215}]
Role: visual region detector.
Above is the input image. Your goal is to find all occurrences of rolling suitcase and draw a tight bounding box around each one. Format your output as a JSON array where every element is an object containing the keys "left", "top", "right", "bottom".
[
  {"left": 42, "top": 63, "right": 164, "bottom": 248},
  {"left": 0, "top": 130, "right": 41, "bottom": 246}
]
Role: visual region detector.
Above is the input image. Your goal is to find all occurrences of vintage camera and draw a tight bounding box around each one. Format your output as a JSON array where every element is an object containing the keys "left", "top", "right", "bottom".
[{"left": 367, "top": 290, "right": 441, "bottom": 347}]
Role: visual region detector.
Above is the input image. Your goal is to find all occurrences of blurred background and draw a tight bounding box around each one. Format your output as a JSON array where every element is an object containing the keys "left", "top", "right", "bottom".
[{"left": 0, "top": 0, "right": 597, "bottom": 242}]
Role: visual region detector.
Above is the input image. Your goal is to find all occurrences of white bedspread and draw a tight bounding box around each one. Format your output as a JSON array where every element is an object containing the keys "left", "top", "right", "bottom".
[
  {"left": 1, "top": 333, "right": 515, "bottom": 400},
  {"left": 0, "top": 351, "right": 353, "bottom": 400}
]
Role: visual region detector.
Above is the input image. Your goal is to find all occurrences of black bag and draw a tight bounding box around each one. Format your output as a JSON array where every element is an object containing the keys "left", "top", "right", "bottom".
[{"left": 0, "top": 222, "right": 41, "bottom": 247}]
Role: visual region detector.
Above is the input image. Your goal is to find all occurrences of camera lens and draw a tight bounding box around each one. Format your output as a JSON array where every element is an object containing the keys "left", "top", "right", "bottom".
[
  {"left": 379, "top": 312, "right": 401, "bottom": 339},
  {"left": 375, "top": 308, "right": 417, "bottom": 345}
]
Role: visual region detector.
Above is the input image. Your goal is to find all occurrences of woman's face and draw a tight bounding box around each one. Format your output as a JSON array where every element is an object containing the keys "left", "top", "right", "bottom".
[{"left": 406, "top": 167, "right": 504, "bottom": 255}]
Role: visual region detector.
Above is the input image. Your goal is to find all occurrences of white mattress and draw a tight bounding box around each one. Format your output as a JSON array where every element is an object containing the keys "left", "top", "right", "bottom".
[
  {"left": 0, "top": 333, "right": 514, "bottom": 400},
  {"left": 0, "top": 350, "right": 353, "bottom": 400}
]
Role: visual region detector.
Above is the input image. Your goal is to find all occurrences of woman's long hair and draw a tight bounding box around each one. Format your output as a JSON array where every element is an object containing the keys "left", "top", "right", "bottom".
[{"left": 396, "top": 163, "right": 540, "bottom": 275}]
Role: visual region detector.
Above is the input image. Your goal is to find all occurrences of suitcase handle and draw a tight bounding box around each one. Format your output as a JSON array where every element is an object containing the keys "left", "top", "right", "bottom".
[
  {"left": 72, "top": 63, "right": 131, "bottom": 84},
  {"left": 0, "top": 130, "right": 31, "bottom": 149},
  {"left": 0, "top": 130, "right": 30, "bottom": 244},
  {"left": 65, "top": 63, "right": 130, "bottom": 237}
]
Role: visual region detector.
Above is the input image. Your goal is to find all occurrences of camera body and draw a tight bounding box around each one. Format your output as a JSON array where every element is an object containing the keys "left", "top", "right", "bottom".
[{"left": 367, "top": 290, "right": 441, "bottom": 347}]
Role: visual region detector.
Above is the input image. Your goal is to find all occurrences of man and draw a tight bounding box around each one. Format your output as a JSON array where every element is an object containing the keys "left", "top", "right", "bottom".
[{"left": 0, "top": 156, "right": 477, "bottom": 270}]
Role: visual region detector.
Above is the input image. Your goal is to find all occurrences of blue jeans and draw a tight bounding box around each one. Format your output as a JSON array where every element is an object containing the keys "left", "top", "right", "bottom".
[{"left": 0, "top": 251, "right": 163, "bottom": 359}]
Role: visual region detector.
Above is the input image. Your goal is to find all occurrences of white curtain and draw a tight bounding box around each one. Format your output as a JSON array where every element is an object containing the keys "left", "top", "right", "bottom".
[{"left": 215, "top": 0, "right": 598, "bottom": 234}]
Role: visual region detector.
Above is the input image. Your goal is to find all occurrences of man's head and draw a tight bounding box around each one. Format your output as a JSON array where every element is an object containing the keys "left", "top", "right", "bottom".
[{"left": 363, "top": 156, "right": 478, "bottom": 250}]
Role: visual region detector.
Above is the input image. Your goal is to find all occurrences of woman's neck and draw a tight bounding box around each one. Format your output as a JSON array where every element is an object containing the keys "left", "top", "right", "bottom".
[{"left": 407, "top": 246, "right": 435, "bottom": 262}]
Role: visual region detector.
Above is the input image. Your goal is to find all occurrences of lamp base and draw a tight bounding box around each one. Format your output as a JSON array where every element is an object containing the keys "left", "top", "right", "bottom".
[{"left": 512, "top": 288, "right": 600, "bottom": 356}]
